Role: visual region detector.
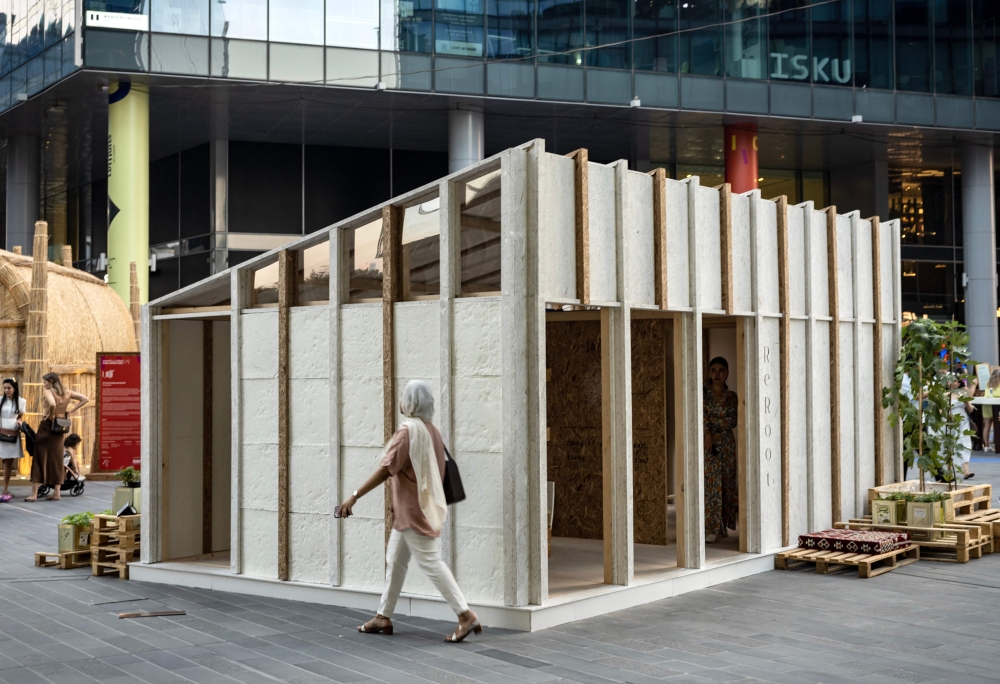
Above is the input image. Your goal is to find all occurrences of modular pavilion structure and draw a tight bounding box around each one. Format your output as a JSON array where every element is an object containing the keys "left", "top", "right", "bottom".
[{"left": 134, "top": 141, "right": 903, "bottom": 630}]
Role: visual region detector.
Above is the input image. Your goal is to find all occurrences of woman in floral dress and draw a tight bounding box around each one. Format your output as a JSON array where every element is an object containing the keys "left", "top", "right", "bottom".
[{"left": 703, "top": 357, "right": 738, "bottom": 543}]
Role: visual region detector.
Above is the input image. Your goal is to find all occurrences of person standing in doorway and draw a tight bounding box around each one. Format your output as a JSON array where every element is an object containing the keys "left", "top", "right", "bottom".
[
  {"left": 980, "top": 368, "right": 1000, "bottom": 452},
  {"left": 26, "top": 372, "right": 88, "bottom": 502},
  {"left": 703, "top": 357, "right": 739, "bottom": 543},
  {"left": 0, "top": 378, "right": 26, "bottom": 502},
  {"left": 338, "top": 380, "right": 481, "bottom": 643}
]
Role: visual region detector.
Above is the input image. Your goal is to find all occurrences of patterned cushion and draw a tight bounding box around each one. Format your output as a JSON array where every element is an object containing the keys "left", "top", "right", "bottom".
[{"left": 798, "top": 529, "right": 910, "bottom": 555}]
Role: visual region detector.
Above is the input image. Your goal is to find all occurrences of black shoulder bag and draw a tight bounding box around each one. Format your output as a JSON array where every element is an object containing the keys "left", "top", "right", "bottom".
[{"left": 442, "top": 447, "right": 466, "bottom": 505}]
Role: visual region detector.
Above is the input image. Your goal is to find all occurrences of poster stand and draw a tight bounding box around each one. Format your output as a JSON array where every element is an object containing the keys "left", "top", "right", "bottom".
[{"left": 91, "top": 352, "right": 141, "bottom": 476}]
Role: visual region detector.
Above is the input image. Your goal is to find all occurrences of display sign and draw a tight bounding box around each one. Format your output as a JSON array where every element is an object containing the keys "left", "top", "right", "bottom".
[
  {"left": 86, "top": 10, "right": 149, "bottom": 31},
  {"left": 97, "top": 352, "right": 141, "bottom": 472}
]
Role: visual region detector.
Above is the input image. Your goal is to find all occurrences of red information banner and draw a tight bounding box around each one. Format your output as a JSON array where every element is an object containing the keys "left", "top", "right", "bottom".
[{"left": 97, "top": 352, "right": 141, "bottom": 472}]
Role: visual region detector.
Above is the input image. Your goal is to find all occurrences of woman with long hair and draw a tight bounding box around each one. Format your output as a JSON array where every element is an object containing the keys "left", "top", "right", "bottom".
[
  {"left": 981, "top": 368, "right": 1000, "bottom": 452},
  {"left": 26, "top": 372, "right": 88, "bottom": 502},
  {"left": 703, "top": 357, "right": 739, "bottom": 543},
  {"left": 338, "top": 380, "right": 481, "bottom": 643},
  {"left": 0, "top": 378, "right": 26, "bottom": 502}
]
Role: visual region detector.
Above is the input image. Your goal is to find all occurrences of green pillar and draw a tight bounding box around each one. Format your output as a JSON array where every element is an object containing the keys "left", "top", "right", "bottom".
[{"left": 107, "top": 80, "right": 149, "bottom": 304}]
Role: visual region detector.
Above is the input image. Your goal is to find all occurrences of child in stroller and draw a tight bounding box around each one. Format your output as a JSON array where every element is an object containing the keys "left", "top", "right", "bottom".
[{"left": 37, "top": 433, "right": 84, "bottom": 498}]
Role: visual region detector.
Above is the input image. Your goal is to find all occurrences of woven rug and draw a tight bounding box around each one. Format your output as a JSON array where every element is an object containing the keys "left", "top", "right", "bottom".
[{"left": 798, "top": 529, "right": 911, "bottom": 555}]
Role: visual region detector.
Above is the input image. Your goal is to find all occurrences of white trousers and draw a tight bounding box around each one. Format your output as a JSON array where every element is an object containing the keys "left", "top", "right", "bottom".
[{"left": 378, "top": 528, "right": 469, "bottom": 619}]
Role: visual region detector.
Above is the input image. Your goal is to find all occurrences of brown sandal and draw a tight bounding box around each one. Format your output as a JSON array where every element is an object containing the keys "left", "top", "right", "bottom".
[
  {"left": 445, "top": 620, "right": 482, "bottom": 643},
  {"left": 358, "top": 616, "right": 393, "bottom": 635}
]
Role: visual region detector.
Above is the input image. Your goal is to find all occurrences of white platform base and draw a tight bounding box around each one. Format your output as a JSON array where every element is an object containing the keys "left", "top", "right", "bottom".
[{"left": 129, "top": 551, "right": 778, "bottom": 632}]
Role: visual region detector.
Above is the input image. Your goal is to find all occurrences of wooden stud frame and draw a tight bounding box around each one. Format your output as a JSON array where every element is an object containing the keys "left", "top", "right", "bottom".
[
  {"left": 719, "top": 183, "right": 734, "bottom": 314},
  {"left": 775, "top": 196, "right": 791, "bottom": 546},
  {"left": 276, "top": 249, "right": 295, "bottom": 581},
  {"left": 381, "top": 205, "right": 404, "bottom": 544},
  {"left": 871, "top": 216, "right": 885, "bottom": 487},
  {"left": 826, "top": 206, "right": 842, "bottom": 525},
  {"left": 567, "top": 149, "right": 590, "bottom": 304},
  {"left": 650, "top": 167, "right": 668, "bottom": 309}
]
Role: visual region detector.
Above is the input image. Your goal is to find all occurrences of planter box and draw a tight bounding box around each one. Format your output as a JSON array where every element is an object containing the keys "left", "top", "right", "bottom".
[
  {"left": 869, "top": 481, "right": 989, "bottom": 518},
  {"left": 113, "top": 486, "right": 141, "bottom": 514},
  {"left": 57, "top": 523, "right": 90, "bottom": 553},
  {"left": 906, "top": 500, "right": 955, "bottom": 540},
  {"left": 872, "top": 500, "right": 898, "bottom": 525}
]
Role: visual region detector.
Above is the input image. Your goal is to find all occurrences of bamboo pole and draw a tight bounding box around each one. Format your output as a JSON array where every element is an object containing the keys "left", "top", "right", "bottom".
[
  {"left": 62, "top": 245, "right": 73, "bottom": 268},
  {"left": 23, "top": 221, "right": 49, "bottom": 428},
  {"left": 129, "top": 262, "right": 140, "bottom": 348}
]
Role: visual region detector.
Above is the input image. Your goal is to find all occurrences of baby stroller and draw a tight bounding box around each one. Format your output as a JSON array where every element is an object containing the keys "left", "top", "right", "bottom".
[{"left": 37, "top": 472, "right": 85, "bottom": 498}]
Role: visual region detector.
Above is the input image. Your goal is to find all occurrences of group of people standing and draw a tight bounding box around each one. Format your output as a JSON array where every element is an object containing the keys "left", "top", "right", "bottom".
[{"left": 0, "top": 373, "right": 89, "bottom": 503}]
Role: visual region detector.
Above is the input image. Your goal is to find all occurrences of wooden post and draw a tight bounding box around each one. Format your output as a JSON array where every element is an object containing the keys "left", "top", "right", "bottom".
[
  {"left": 567, "top": 149, "right": 590, "bottom": 305},
  {"left": 12, "top": 246, "right": 22, "bottom": 255},
  {"left": 826, "top": 206, "right": 841, "bottom": 524},
  {"left": 129, "top": 262, "right": 141, "bottom": 348},
  {"left": 720, "top": 183, "right": 734, "bottom": 314},
  {"left": 381, "top": 205, "right": 404, "bottom": 545},
  {"left": 277, "top": 249, "right": 295, "bottom": 580},
  {"left": 776, "top": 196, "right": 791, "bottom": 546},
  {"left": 202, "top": 321, "right": 213, "bottom": 556},
  {"left": 24, "top": 222, "right": 49, "bottom": 424},
  {"left": 870, "top": 217, "right": 885, "bottom": 487},
  {"left": 61, "top": 245, "right": 73, "bottom": 267},
  {"left": 650, "top": 168, "right": 668, "bottom": 309}
]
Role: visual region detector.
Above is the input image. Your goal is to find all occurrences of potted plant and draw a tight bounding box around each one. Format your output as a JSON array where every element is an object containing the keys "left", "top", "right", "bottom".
[
  {"left": 117, "top": 466, "right": 140, "bottom": 488},
  {"left": 907, "top": 491, "right": 953, "bottom": 528},
  {"left": 113, "top": 466, "right": 141, "bottom": 514},
  {"left": 58, "top": 511, "right": 93, "bottom": 553}
]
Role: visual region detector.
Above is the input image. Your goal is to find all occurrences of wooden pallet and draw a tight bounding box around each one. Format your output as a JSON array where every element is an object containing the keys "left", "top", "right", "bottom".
[
  {"left": 91, "top": 515, "right": 141, "bottom": 580},
  {"left": 835, "top": 520, "right": 987, "bottom": 563},
  {"left": 35, "top": 549, "right": 91, "bottom": 569},
  {"left": 951, "top": 483, "right": 993, "bottom": 518},
  {"left": 956, "top": 509, "right": 1000, "bottom": 540},
  {"left": 775, "top": 544, "right": 919, "bottom": 578}
]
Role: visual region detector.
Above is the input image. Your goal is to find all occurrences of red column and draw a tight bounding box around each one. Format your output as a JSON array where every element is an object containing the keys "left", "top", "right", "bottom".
[{"left": 724, "top": 124, "right": 758, "bottom": 194}]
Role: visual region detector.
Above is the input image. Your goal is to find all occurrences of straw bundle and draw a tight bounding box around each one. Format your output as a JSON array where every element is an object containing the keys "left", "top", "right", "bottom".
[
  {"left": 62, "top": 245, "right": 73, "bottom": 267},
  {"left": 23, "top": 221, "right": 48, "bottom": 417}
]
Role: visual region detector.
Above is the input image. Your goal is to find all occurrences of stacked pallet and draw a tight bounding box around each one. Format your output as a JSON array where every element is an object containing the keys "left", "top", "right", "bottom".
[
  {"left": 835, "top": 518, "right": 989, "bottom": 563},
  {"left": 91, "top": 514, "right": 140, "bottom": 579},
  {"left": 35, "top": 549, "right": 91, "bottom": 569}
]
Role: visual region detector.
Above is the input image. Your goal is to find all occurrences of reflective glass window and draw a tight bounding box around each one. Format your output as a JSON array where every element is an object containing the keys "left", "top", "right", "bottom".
[
  {"left": 87, "top": 0, "right": 147, "bottom": 14},
  {"left": 585, "top": 0, "right": 629, "bottom": 68},
  {"left": 973, "top": 0, "right": 998, "bottom": 97},
  {"left": 44, "top": 0, "right": 59, "bottom": 47},
  {"left": 801, "top": 170, "right": 827, "bottom": 206},
  {"left": 326, "top": 0, "right": 378, "bottom": 49},
  {"left": 901, "top": 261, "right": 955, "bottom": 321},
  {"left": 768, "top": 0, "right": 809, "bottom": 83},
  {"left": 537, "top": 0, "right": 583, "bottom": 64},
  {"left": 677, "top": 164, "right": 724, "bottom": 187},
  {"left": 633, "top": 0, "right": 676, "bottom": 72},
  {"left": 811, "top": 0, "right": 850, "bottom": 85},
  {"left": 0, "top": 0, "right": 10, "bottom": 75},
  {"left": 152, "top": 0, "right": 209, "bottom": 34},
  {"left": 460, "top": 168, "right": 501, "bottom": 295},
  {"left": 252, "top": 259, "right": 279, "bottom": 305},
  {"left": 435, "top": 0, "right": 484, "bottom": 57},
  {"left": 211, "top": 0, "right": 267, "bottom": 40},
  {"left": 724, "top": 0, "right": 765, "bottom": 79},
  {"left": 486, "top": 0, "right": 533, "bottom": 59},
  {"left": 269, "top": 0, "right": 323, "bottom": 44},
  {"left": 347, "top": 217, "right": 384, "bottom": 302},
  {"left": 62, "top": 0, "right": 72, "bottom": 36},
  {"left": 679, "top": 0, "right": 722, "bottom": 75},
  {"left": 758, "top": 169, "right": 798, "bottom": 204},
  {"left": 398, "top": 0, "right": 433, "bottom": 52},
  {"left": 27, "top": 0, "right": 40, "bottom": 57},
  {"left": 890, "top": 169, "right": 955, "bottom": 247},
  {"left": 895, "top": 0, "right": 932, "bottom": 92},
  {"left": 401, "top": 195, "right": 441, "bottom": 298},
  {"left": 297, "top": 241, "right": 330, "bottom": 303},
  {"left": 934, "top": 0, "right": 972, "bottom": 95},
  {"left": 853, "top": 0, "right": 892, "bottom": 89}
]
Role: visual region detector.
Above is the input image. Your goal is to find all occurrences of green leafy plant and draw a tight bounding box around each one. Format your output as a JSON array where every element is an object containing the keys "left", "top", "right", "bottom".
[
  {"left": 100, "top": 509, "right": 113, "bottom": 516},
  {"left": 61, "top": 511, "right": 94, "bottom": 527},
  {"left": 881, "top": 492, "right": 917, "bottom": 502},
  {"left": 117, "top": 466, "right": 140, "bottom": 485},
  {"left": 913, "top": 492, "right": 949, "bottom": 503},
  {"left": 882, "top": 318, "right": 976, "bottom": 491}
]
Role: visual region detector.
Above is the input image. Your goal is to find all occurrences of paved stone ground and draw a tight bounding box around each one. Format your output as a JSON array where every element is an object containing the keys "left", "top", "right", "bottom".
[{"left": 1, "top": 478, "right": 1000, "bottom": 684}]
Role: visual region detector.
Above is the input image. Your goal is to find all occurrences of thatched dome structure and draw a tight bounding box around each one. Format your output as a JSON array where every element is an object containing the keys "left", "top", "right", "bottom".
[{"left": 0, "top": 248, "right": 136, "bottom": 471}]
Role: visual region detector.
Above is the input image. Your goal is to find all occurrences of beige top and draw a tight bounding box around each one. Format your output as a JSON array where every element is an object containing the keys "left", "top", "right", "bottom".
[{"left": 380, "top": 421, "right": 447, "bottom": 538}]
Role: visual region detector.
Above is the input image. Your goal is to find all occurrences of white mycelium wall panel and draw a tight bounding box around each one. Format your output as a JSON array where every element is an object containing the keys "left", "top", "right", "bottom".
[
  {"left": 787, "top": 206, "right": 807, "bottom": 316},
  {"left": 339, "top": 304, "right": 385, "bottom": 591},
  {"left": 588, "top": 162, "right": 618, "bottom": 303},
  {"left": 810, "top": 326, "right": 833, "bottom": 531},
  {"left": 857, "top": 325, "right": 876, "bottom": 513},
  {"left": 538, "top": 153, "right": 577, "bottom": 301},
  {"left": 695, "top": 184, "right": 723, "bottom": 310},
  {"left": 240, "top": 311, "right": 279, "bottom": 578},
  {"left": 856, "top": 219, "right": 875, "bottom": 320},
  {"left": 731, "top": 192, "right": 753, "bottom": 313},
  {"left": 879, "top": 221, "right": 896, "bottom": 322},
  {"left": 665, "top": 179, "right": 690, "bottom": 309},
  {"left": 392, "top": 301, "right": 441, "bottom": 597},
  {"left": 288, "top": 307, "right": 332, "bottom": 584},
  {"left": 623, "top": 169, "right": 655, "bottom": 306},
  {"left": 838, "top": 322, "right": 856, "bottom": 519},
  {"left": 788, "top": 320, "right": 810, "bottom": 539},
  {"left": 453, "top": 298, "right": 504, "bottom": 604},
  {"left": 757, "top": 318, "right": 783, "bottom": 552},
  {"left": 837, "top": 215, "right": 855, "bottom": 319},
  {"left": 212, "top": 320, "right": 232, "bottom": 552},
  {"left": 808, "top": 209, "right": 829, "bottom": 317},
  {"left": 167, "top": 320, "right": 203, "bottom": 560},
  {"left": 754, "top": 196, "right": 779, "bottom": 315}
]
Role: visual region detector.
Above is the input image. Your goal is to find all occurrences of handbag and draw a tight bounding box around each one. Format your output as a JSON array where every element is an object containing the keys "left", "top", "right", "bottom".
[
  {"left": 52, "top": 417, "right": 71, "bottom": 435},
  {"left": 442, "top": 447, "right": 466, "bottom": 505},
  {"left": 0, "top": 428, "right": 17, "bottom": 444}
]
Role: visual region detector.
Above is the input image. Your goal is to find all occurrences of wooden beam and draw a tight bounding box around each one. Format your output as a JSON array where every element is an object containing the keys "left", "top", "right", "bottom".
[
  {"left": 160, "top": 305, "right": 232, "bottom": 315},
  {"left": 0, "top": 320, "right": 25, "bottom": 328},
  {"left": 871, "top": 216, "right": 884, "bottom": 487},
  {"left": 567, "top": 149, "right": 590, "bottom": 305},
  {"left": 382, "top": 205, "right": 404, "bottom": 545},
  {"left": 719, "top": 183, "right": 734, "bottom": 314},
  {"left": 276, "top": 249, "right": 295, "bottom": 581},
  {"left": 650, "top": 168, "right": 668, "bottom": 309},
  {"left": 202, "top": 321, "right": 213, "bottom": 556},
  {"left": 826, "top": 206, "right": 842, "bottom": 525},
  {"left": 776, "top": 196, "right": 791, "bottom": 546}
]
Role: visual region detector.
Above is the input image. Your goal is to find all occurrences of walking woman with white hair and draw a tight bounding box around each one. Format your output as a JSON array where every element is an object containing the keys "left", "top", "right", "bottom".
[{"left": 338, "top": 380, "right": 481, "bottom": 643}]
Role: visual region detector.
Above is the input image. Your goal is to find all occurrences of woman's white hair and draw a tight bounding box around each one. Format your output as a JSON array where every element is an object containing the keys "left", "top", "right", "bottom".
[{"left": 400, "top": 380, "right": 435, "bottom": 421}]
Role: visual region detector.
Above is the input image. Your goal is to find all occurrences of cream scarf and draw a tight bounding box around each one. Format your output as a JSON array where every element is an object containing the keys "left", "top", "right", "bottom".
[{"left": 401, "top": 418, "right": 447, "bottom": 533}]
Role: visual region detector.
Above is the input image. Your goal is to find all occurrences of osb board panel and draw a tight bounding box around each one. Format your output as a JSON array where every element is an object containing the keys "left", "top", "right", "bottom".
[
  {"left": 546, "top": 319, "right": 603, "bottom": 540},
  {"left": 631, "top": 319, "right": 667, "bottom": 546}
]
